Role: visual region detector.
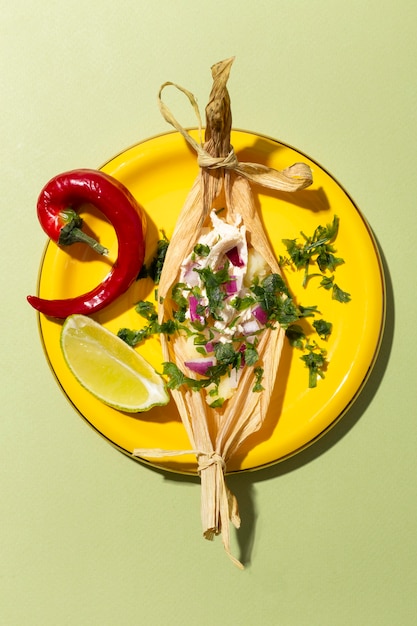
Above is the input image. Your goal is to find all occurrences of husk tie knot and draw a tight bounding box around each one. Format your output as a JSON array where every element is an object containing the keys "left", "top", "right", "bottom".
[
  {"left": 157, "top": 80, "right": 313, "bottom": 192},
  {"left": 197, "top": 451, "right": 226, "bottom": 474}
]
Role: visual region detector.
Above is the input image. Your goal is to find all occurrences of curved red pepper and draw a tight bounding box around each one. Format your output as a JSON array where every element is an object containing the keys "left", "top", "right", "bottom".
[{"left": 27, "top": 169, "right": 146, "bottom": 318}]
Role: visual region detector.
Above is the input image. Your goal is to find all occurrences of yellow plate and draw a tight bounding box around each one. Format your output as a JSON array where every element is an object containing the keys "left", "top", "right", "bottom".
[{"left": 36, "top": 130, "right": 385, "bottom": 474}]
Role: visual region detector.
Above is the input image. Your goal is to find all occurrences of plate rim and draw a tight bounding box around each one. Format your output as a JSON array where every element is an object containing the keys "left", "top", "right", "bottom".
[{"left": 34, "top": 128, "right": 387, "bottom": 475}]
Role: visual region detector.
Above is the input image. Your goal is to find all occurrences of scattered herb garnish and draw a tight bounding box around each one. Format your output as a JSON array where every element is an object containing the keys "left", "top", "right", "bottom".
[
  {"left": 320, "top": 276, "right": 351, "bottom": 303},
  {"left": 300, "top": 342, "right": 327, "bottom": 388},
  {"left": 194, "top": 263, "right": 231, "bottom": 320},
  {"left": 120, "top": 216, "right": 351, "bottom": 391},
  {"left": 193, "top": 243, "right": 210, "bottom": 258},
  {"left": 118, "top": 301, "right": 178, "bottom": 346},
  {"left": 162, "top": 362, "right": 209, "bottom": 391},
  {"left": 137, "top": 232, "right": 169, "bottom": 284},
  {"left": 312, "top": 318, "right": 333, "bottom": 340},
  {"left": 280, "top": 215, "right": 350, "bottom": 301},
  {"left": 252, "top": 366, "right": 265, "bottom": 392},
  {"left": 285, "top": 324, "right": 306, "bottom": 349}
]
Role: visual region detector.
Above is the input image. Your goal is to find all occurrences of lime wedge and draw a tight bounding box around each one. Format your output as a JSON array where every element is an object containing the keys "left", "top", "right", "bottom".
[{"left": 60, "top": 314, "right": 169, "bottom": 412}]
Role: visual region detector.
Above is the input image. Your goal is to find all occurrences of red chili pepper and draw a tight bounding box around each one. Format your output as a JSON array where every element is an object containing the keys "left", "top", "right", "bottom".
[{"left": 27, "top": 169, "right": 146, "bottom": 318}]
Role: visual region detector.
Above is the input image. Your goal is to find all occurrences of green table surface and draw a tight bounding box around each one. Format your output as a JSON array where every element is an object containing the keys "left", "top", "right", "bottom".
[{"left": 2, "top": 2, "right": 416, "bottom": 625}]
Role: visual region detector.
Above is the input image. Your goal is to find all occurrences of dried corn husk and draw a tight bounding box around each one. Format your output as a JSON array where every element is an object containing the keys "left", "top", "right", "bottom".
[{"left": 133, "top": 58, "right": 312, "bottom": 568}]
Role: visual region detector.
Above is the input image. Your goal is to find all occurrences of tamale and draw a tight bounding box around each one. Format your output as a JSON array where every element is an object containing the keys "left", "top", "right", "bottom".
[{"left": 134, "top": 58, "right": 312, "bottom": 568}]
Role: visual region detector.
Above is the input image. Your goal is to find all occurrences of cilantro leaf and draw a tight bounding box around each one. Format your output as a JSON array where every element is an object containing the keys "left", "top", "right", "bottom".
[
  {"left": 138, "top": 233, "right": 169, "bottom": 283},
  {"left": 300, "top": 343, "right": 327, "bottom": 388},
  {"left": 244, "top": 343, "right": 259, "bottom": 366},
  {"left": 162, "top": 362, "right": 185, "bottom": 388},
  {"left": 208, "top": 397, "right": 225, "bottom": 408},
  {"left": 214, "top": 342, "right": 237, "bottom": 365},
  {"left": 148, "top": 234, "right": 169, "bottom": 284},
  {"left": 162, "top": 362, "right": 208, "bottom": 391},
  {"left": 117, "top": 327, "right": 151, "bottom": 347},
  {"left": 193, "top": 243, "right": 210, "bottom": 258},
  {"left": 252, "top": 366, "right": 265, "bottom": 392},
  {"left": 332, "top": 283, "right": 351, "bottom": 303},
  {"left": 316, "top": 249, "right": 344, "bottom": 273},
  {"left": 231, "top": 294, "right": 256, "bottom": 311},
  {"left": 118, "top": 301, "right": 178, "bottom": 347},
  {"left": 135, "top": 300, "right": 158, "bottom": 321},
  {"left": 319, "top": 276, "right": 351, "bottom": 303},
  {"left": 285, "top": 324, "right": 305, "bottom": 349},
  {"left": 251, "top": 273, "right": 296, "bottom": 327},
  {"left": 312, "top": 319, "right": 333, "bottom": 340},
  {"left": 281, "top": 215, "right": 348, "bottom": 289},
  {"left": 194, "top": 264, "right": 230, "bottom": 320},
  {"left": 298, "top": 304, "right": 320, "bottom": 318},
  {"left": 319, "top": 276, "right": 334, "bottom": 291}
]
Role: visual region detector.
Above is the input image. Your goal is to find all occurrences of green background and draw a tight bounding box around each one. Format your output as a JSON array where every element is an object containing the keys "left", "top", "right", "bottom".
[{"left": 2, "top": 1, "right": 416, "bottom": 624}]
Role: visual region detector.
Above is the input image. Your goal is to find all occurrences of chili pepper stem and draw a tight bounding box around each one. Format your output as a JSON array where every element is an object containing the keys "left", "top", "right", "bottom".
[{"left": 59, "top": 226, "right": 109, "bottom": 255}]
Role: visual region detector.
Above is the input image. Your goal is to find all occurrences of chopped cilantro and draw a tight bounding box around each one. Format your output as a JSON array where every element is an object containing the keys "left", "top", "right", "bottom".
[
  {"left": 244, "top": 343, "right": 259, "bottom": 366},
  {"left": 231, "top": 294, "right": 256, "bottom": 311},
  {"left": 262, "top": 273, "right": 290, "bottom": 297},
  {"left": 251, "top": 273, "right": 298, "bottom": 328},
  {"left": 320, "top": 276, "right": 351, "bottom": 303},
  {"left": 214, "top": 342, "right": 237, "bottom": 364},
  {"left": 162, "top": 362, "right": 209, "bottom": 391},
  {"left": 285, "top": 324, "right": 305, "bottom": 349},
  {"left": 281, "top": 215, "right": 349, "bottom": 292},
  {"left": 319, "top": 276, "right": 334, "bottom": 291},
  {"left": 193, "top": 243, "right": 210, "bottom": 258},
  {"left": 312, "top": 319, "right": 333, "bottom": 340},
  {"left": 138, "top": 233, "right": 169, "bottom": 284},
  {"left": 136, "top": 300, "right": 158, "bottom": 321},
  {"left": 118, "top": 301, "right": 177, "bottom": 347},
  {"left": 300, "top": 343, "right": 327, "bottom": 388},
  {"left": 194, "top": 263, "right": 230, "bottom": 320},
  {"left": 162, "top": 362, "right": 185, "bottom": 388},
  {"left": 332, "top": 283, "right": 351, "bottom": 303},
  {"left": 193, "top": 332, "right": 209, "bottom": 346},
  {"left": 209, "top": 397, "right": 225, "bottom": 409},
  {"left": 117, "top": 327, "right": 150, "bottom": 347},
  {"left": 316, "top": 249, "right": 344, "bottom": 273},
  {"left": 281, "top": 238, "right": 307, "bottom": 270},
  {"left": 252, "top": 366, "right": 265, "bottom": 392},
  {"left": 171, "top": 282, "right": 188, "bottom": 309}
]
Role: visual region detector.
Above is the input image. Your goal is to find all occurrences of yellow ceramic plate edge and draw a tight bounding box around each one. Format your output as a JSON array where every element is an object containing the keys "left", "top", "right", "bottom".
[{"left": 34, "top": 129, "right": 386, "bottom": 475}]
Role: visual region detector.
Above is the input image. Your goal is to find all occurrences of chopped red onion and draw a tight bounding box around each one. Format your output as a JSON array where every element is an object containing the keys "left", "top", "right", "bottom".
[
  {"left": 226, "top": 246, "right": 244, "bottom": 267},
  {"left": 189, "top": 294, "right": 203, "bottom": 323},
  {"left": 252, "top": 305, "right": 268, "bottom": 325},
  {"left": 184, "top": 358, "right": 214, "bottom": 376},
  {"left": 205, "top": 341, "right": 214, "bottom": 353},
  {"left": 225, "top": 277, "right": 238, "bottom": 295}
]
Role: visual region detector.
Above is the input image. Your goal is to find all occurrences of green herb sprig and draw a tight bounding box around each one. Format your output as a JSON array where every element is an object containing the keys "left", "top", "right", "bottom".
[
  {"left": 280, "top": 215, "right": 351, "bottom": 303},
  {"left": 137, "top": 232, "right": 169, "bottom": 285}
]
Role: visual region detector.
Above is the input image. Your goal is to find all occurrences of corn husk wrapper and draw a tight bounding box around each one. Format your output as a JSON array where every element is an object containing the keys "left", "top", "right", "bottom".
[{"left": 134, "top": 58, "right": 312, "bottom": 568}]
